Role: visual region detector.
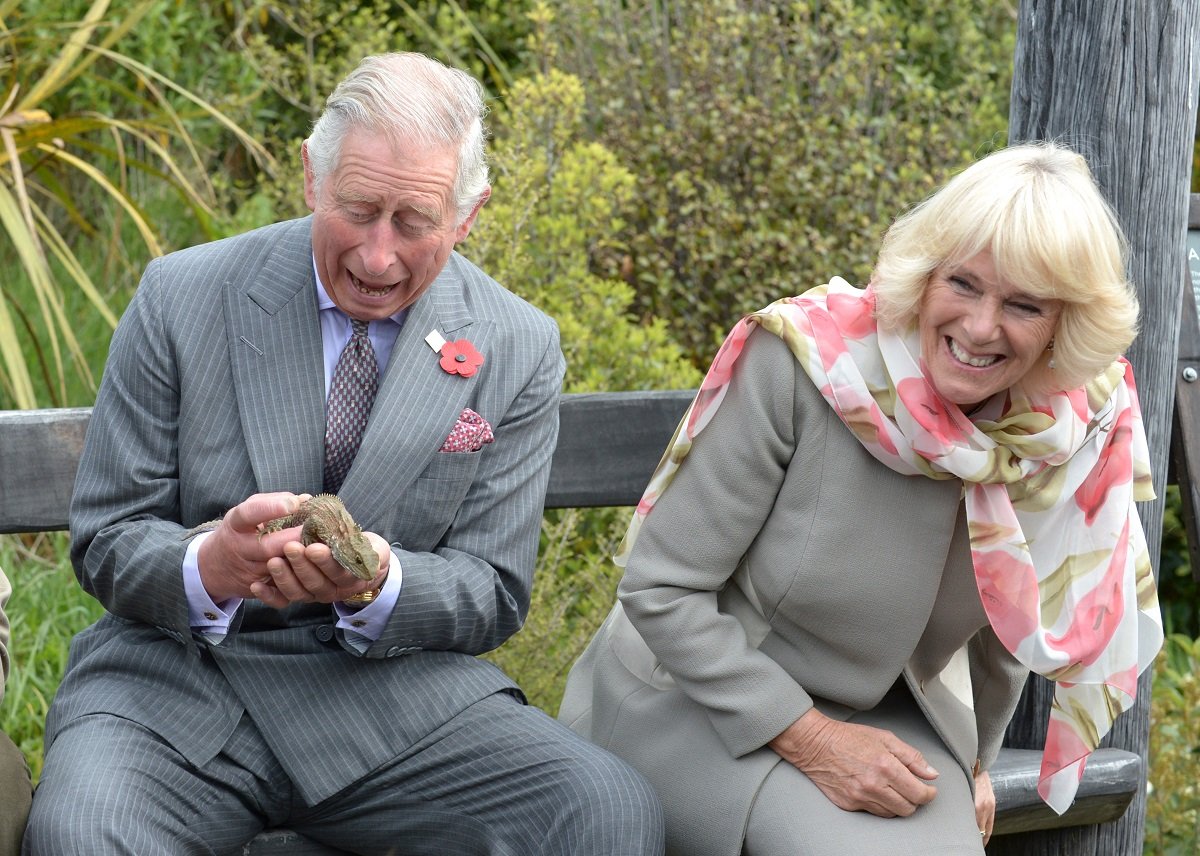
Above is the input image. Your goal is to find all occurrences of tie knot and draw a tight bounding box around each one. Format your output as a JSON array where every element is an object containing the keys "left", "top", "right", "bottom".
[{"left": 350, "top": 319, "right": 370, "bottom": 338}]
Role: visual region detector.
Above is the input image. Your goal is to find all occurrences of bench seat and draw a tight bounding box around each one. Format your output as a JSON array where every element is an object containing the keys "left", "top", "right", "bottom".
[{"left": 237, "top": 747, "right": 1141, "bottom": 852}]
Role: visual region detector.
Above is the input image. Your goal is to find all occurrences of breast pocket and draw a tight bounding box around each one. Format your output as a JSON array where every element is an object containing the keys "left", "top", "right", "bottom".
[{"left": 398, "top": 450, "right": 485, "bottom": 549}]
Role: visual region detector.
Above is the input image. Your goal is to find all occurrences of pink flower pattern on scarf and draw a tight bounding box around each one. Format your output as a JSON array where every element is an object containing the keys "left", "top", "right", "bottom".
[{"left": 616, "top": 278, "right": 1162, "bottom": 815}]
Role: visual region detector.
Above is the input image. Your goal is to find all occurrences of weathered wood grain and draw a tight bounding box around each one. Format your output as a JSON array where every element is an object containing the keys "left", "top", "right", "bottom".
[
  {"left": 1003, "top": 2, "right": 1200, "bottom": 853},
  {"left": 1172, "top": 200, "right": 1200, "bottom": 582},
  {"left": 1171, "top": 282, "right": 1200, "bottom": 583},
  {"left": 546, "top": 389, "right": 692, "bottom": 508},
  {"left": 0, "top": 393, "right": 695, "bottom": 533},
  {"left": 991, "top": 748, "right": 1142, "bottom": 835},
  {"left": 0, "top": 408, "right": 90, "bottom": 534}
]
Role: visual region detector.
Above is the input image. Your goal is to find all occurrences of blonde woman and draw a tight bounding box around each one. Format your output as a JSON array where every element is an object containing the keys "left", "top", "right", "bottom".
[{"left": 562, "top": 143, "right": 1162, "bottom": 855}]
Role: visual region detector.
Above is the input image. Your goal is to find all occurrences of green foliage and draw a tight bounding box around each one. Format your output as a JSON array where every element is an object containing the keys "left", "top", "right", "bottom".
[
  {"left": 229, "top": 0, "right": 533, "bottom": 124},
  {"left": 1146, "top": 632, "right": 1200, "bottom": 855},
  {"left": 0, "top": 0, "right": 272, "bottom": 408},
  {"left": 389, "top": 0, "right": 532, "bottom": 96},
  {"left": 0, "top": 533, "right": 103, "bottom": 781},
  {"left": 1154, "top": 490, "right": 1200, "bottom": 851},
  {"left": 471, "top": 69, "right": 700, "bottom": 395},
  {"left": 532, "top": 0, "right": 1015, "bottom": 362},
  {"left": 1158, "top": 485, "right": 1199, "bottom": 638},
  {"left": 228, "top": 0, "right": 405, "bottom": 129},
  {"left": 217, "top": 0, "right": 537, "bottom": 230},
  {"left": 1153, "top": 490, "right": 1200, "bottom": 850},
  {"left": 471, "top": 69, "right": 700, "bottom": 708},
  {"left": 490, "top": 507, "right": 631, "bottom": 709}
]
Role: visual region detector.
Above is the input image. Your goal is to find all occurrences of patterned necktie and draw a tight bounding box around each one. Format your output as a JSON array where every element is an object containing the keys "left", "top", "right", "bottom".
[{"left": 323, "top": 318, "right": 378, "bottom": 493}]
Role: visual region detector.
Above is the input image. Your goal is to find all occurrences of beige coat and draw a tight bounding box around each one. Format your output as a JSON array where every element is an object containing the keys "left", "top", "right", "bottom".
[{"left": 560, "top": 329, "right": 1028, "bottom": 855}]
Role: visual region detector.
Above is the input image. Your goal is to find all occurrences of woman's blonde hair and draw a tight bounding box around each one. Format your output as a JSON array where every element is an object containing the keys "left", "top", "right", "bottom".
[{"left": 871, "top": 142, "right": 1139, "bottom": 391}]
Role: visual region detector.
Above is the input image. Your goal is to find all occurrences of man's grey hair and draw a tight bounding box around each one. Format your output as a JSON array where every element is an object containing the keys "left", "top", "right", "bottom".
[{"left": 305, "top": 52, "right": 489, "bottom": 225}]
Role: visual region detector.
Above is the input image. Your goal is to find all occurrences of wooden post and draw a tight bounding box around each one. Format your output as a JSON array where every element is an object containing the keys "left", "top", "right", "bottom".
[
  {"left": 1171, "top": 195, "right": 1200, "bottom": 583},
  {"left": 992, "top": 2, "right": 1200, "bottom": 854}
]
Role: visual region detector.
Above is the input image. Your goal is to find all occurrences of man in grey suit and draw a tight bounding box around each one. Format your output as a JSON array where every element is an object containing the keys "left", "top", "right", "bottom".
[{"left": 25, "top": 52, "right": 662, "bottom": 856}]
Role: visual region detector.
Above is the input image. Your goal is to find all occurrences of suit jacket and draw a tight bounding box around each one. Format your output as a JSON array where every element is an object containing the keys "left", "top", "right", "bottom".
[
  {"left": 59, "top": 216, "right": 566, "bottom": 806},
  {"left": 559, "top": 328, "right": 1027, "bottom": 856}
]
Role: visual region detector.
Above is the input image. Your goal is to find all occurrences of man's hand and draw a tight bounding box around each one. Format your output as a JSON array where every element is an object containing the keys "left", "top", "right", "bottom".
[
  {"left": 255, "top": 530, "right": 391, "bottom": 609},
  {"left": 768, "top": 708, "right": 939, "bottom": 817},
  {"left": 196, "top": 492, "right": 307, "bottom": 602}
]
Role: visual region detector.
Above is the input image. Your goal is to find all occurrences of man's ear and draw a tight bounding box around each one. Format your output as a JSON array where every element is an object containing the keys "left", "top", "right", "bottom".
[
  {"left": 301, "top": 141, "right": 318, "bottom": 212},
  {"left": 454, "top": 187, "right": 491, "bottom": 242}
]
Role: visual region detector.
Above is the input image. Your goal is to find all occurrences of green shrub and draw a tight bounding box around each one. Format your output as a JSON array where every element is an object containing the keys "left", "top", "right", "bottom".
[
  {"left": 532, "top": 0, "right": 1015, "bottom": 363},
  {"left": 1149, "top": 491, "right": 1200, "bottom": 850},
  {"left": 1159, "top": 486, "right": 1200, "bottom": 638},
  {"left": 470, "top": 69, "right": 701, "bottom": 708},
  {"left": 1146, "top": 632, "right": 1200, "bottom": 854},
  {"left": 0, "top": 0, "right": 271, "bottom": 408}
]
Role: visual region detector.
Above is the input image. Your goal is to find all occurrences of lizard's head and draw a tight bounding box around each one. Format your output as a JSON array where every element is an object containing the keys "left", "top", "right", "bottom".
[{"left": 331, "top": 525, "right": 379, "bottom": 581}]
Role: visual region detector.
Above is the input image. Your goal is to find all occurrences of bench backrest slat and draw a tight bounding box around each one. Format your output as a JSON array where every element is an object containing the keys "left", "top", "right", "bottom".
[
  {"left": 0, "top": 392, "right": 695, "bottom": 534},
  {"left": 548, "top": 390, "right": 692, "bottom": 508},
  {"left": 0, "top": 408, "right": 91, "bottom": 534}
]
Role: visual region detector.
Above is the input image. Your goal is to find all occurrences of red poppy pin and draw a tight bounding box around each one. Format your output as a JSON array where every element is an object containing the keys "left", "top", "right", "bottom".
[{"left": 439, "top": 338, "right": 484, "bottom": 377}]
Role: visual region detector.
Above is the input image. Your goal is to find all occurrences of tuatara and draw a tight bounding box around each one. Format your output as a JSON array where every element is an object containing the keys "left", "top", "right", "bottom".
[{"left": 182, "top": 493, "right": 379, "bottom": 581}]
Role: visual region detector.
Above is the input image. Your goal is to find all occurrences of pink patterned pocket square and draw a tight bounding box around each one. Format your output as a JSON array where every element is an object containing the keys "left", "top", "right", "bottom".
[{"left": 440, "top": 408, "right": 495, "bottom": 453}]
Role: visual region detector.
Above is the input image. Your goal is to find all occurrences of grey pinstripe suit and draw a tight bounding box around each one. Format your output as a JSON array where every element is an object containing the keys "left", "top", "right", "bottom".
[{"left": 27, "top": 217, "right": 662, "bottom": 855}]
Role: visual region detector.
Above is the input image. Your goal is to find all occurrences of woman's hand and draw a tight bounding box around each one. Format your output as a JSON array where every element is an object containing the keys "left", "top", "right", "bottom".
[
  {"left": 768, "top": 709, "right": 939, "bottom": 817},
  {"left": 974, "top": 768, "right": 995, "bottom": 844}
]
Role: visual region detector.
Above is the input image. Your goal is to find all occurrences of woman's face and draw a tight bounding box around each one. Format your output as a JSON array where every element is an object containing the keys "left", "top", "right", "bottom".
[{"left": 918, "top": 250, "right": 1062, "bottom": 410}]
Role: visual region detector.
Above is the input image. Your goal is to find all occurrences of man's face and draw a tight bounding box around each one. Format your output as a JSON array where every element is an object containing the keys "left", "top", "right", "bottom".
[{"left": 303, "top": 130, "right": 484, "bottom": 321}]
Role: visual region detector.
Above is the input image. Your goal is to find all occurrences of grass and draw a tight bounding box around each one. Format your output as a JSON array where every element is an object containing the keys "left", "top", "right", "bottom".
[{"left": 0, "top": 532, "right": 102, "bottom": 781}]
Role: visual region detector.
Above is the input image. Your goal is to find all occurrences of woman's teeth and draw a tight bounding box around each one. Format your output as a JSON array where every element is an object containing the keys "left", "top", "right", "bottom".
[{"left": 948, "top": 338, "right": 999, "bottom": 368}]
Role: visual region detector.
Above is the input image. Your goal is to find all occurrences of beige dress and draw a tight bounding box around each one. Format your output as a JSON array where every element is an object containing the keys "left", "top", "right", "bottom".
[{"left": 560, "top": 329, "right": 1028, "bottom": 855}]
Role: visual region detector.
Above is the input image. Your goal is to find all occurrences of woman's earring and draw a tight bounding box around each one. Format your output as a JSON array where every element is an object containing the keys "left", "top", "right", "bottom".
[{"left": 1047, "top": 339, "right": 1056, "bottom": 370}]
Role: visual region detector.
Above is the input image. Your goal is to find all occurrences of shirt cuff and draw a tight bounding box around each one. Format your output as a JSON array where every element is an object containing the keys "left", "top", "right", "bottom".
[
  {"left": 334, "top": 552, "right": 403, "bottom": 648},
  {"left": 183, "top": 531, "right": 242, "bottom": 644}
]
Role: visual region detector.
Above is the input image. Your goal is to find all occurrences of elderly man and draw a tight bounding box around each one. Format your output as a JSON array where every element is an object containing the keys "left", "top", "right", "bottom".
[{"left": 25, "top": 53, "right": 662, "bottom": 856}]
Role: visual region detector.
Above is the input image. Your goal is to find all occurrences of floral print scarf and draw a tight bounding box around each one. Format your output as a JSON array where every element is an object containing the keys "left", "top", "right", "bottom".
[{"left": 617, "top": 277, "right": 1162, "bottom": 814}]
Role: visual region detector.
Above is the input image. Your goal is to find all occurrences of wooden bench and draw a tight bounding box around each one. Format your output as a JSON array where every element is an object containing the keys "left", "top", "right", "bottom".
[{"left": 0, "top": 392, "right": 1144, "bottom": 853}]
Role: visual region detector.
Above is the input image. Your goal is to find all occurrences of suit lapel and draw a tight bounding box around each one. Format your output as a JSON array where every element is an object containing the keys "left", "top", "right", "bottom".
[
  {"left": 341, "top": 256, "right": 494, "bottom": 528},
  {"left": 225, "top": 219, "right": 327, "bottom": 493}
]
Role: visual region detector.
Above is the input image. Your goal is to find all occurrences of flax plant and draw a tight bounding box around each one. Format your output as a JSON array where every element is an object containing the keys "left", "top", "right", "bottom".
[{"left": 0, "top": 0, "right": 273, "bottom": 409}]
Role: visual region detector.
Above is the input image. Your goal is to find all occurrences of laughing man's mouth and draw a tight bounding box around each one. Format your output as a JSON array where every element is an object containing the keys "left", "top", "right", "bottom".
[{"left": 350, "top": 272, "right": 395, "bottom": 297}]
